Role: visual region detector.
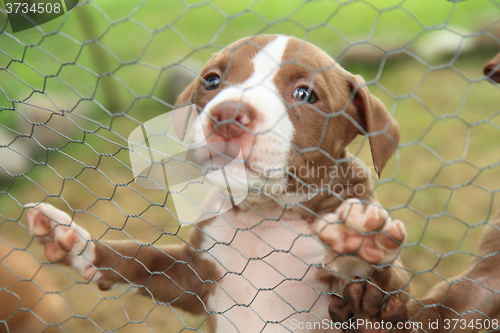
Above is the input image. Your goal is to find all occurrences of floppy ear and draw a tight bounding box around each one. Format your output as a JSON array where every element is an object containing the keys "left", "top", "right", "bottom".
[
  {"left": 171, "top": 80, "right": 197, "bottom": 141},
  {"left": 484, "top": 52, "right": 500, "bottom": 83},
  {"left": 350, "top": 76, "right": 400, "bottom": 177}
]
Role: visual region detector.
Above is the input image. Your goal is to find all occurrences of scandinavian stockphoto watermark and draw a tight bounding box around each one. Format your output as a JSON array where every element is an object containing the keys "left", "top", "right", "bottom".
[
  {"left": 128, "top": 105, "right": 249, "bottom": 226},
  {"left": 3, "top": 0, "right": 78, "bottom": 33},
  {"left": 246, "top": 161, "right": 375, "bottom": 199}
]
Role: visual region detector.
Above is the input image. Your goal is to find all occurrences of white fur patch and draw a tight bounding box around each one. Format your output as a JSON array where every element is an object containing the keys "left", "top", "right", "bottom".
[
  {"left": 242, "top": 35, "right": 291, "bottom": 89},
  {"left": 69, "top": 227, "right": 101, "bottom": 281},
  {"left": 199, "top": 208, "right": 336, "bottom": 332}
]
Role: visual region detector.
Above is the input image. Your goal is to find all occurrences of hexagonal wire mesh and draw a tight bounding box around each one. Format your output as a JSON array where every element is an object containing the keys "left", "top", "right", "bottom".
[{"left": 1, "top": 0, "right": 500, "bottom": 332}]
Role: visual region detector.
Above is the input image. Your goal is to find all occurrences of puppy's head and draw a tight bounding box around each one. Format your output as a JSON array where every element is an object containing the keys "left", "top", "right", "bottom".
[{"left": 173, "top": 35, "right": 399, "bottom": 205}]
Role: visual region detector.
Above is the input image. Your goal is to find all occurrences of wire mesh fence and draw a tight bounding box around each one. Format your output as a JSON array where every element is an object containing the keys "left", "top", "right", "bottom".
[{"left": 1, "top": 0, "right": 500, "bottom": 332}]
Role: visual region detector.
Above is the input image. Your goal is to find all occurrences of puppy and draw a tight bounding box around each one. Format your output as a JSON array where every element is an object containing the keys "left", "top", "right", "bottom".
[{"left": 26, "top": 35, "right": 407, "bottom": 332}]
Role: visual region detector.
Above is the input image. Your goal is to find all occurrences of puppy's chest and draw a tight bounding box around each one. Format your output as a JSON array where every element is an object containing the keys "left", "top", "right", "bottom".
[{"left": 198, "top": 209, "right": 337, "bottom": 332}]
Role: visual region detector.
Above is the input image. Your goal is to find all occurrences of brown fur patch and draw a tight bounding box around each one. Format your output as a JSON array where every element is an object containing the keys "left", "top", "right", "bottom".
[{"left": 271, "top": 36, "right": 387, "bottom": 215}]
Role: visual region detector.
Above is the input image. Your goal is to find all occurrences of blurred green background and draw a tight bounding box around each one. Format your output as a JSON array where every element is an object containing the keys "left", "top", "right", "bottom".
[{"left": 0, "top": 0, "right": 500, "bottom": 332}]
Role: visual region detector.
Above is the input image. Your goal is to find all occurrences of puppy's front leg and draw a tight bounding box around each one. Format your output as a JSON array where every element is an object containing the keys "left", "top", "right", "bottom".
[
  {"left": 315, "top": 199, "right": 409, "bottom": 326},
  {"left": 26, "top": 203, "right": 212, "bottom": 313},
  {"left": 396, "top": 207, "right": 500, "bottom": 333}
]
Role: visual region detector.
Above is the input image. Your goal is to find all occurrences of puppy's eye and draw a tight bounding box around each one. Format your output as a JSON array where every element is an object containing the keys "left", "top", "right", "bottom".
[
  {"left": 293, "top": 87, "right": 317, "bottom": 103},
  {"left": 205, "top": 75, "right": 221, "bottom": 90}
]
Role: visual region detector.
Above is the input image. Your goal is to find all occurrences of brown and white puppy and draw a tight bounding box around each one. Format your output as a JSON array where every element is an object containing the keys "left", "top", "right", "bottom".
[
  {"left": 26, "top": 35, "right": 407, "bottom": 332},
  {"left": 484, "top": 52, "right": 500, "bottom": 83}
]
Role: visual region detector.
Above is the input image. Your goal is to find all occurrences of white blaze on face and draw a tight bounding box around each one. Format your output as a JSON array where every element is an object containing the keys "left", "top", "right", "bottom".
[{"left": 192, "top": 35, "right": 295, "bottom": 200}]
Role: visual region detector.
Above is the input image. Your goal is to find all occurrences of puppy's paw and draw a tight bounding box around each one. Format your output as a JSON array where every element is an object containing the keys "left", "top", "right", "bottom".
[
  {"left": 316, "top": 199, "right": 406, "bottom": 265},
  {"left": 329, "top": 281, "right": 409, "bottom": 332},
  {"left": 26, "top": 203, "right": 99, "bottom": 281}
]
